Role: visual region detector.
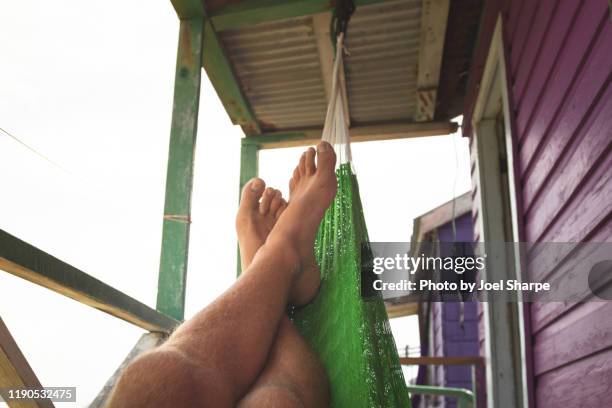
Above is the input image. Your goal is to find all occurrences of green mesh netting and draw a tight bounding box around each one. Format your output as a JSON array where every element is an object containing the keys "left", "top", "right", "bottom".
[{"left": 291, "top": 163, "right": 411, "bottom": 408}]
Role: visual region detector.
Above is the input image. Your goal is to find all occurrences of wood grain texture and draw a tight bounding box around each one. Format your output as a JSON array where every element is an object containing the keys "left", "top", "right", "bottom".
[
  {"left": 533, "top": 302, "right": 612, "bottom": 376},
  {"left": 508, "top": 0, "right": 538, "bottom": 76},
  {"left": 501, "top": 0, "right": 612, "bottom": 405},
  {"left": 521, "top": 21, "right": 612, "bottom": 212},
  {"left": 535, "top": 347, "right": 612, "bottom": 408},
  {"left": 510, "top": 0, "right": 555, "bottom": 107},
  {"left": 518, "top": 2, "right": 609, "bottom": 176},
  {"left": 513, "top": 0, "right": 581, "bottom": 137},
  {"left": 157, "top": 18, "right": 203, "bottom": 320},
  {"left": 0, "top": 230, "right": 179, "bottom": 333},
  {"left": 0, "top": 317, "right": 54, "bottom": 408},
  {"left": 248, "top": 121, "right": 458, "bottom": 149}
]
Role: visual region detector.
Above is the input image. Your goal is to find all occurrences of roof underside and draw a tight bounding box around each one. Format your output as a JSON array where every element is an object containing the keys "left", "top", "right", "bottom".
[
  {"left": 203, "top": 0, "right": 484, "bottom": 138},
  {"left": 217, "top": 0, "right": 422, "bottom": 131}
]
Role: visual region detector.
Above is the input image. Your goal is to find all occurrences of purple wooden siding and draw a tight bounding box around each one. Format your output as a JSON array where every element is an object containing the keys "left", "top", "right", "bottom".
[
  {"left": 428, "top": 214, "right": 480, "bottom": 407},
  {"left": 505, "top": 1, "right": 612, "bottom": 407}
]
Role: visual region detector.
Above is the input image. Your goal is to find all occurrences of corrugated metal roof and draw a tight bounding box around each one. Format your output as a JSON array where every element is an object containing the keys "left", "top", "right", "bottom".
[
  {"left": 345, "top": 0, "right": 421, "bottom": 124},
  {"left": 218, "top": 0, "right": 422, "bottom": 132},
  {"left": 219, "top": 16, "right": 327, "bottom": 131}
]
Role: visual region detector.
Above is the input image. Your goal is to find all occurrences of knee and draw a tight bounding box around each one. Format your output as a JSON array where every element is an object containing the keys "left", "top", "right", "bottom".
[{"left": 106, "top": 348, "right": 196, "bottom": 408}]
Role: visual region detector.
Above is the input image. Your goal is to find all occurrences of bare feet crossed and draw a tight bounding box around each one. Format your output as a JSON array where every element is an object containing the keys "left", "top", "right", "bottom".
[
  {"left": 237, "top": 181, "right": 287, "bottom": 267},
  {"left": 275, "top": 141, "right": 337, "bottom": 307},
  {"left": 238, "top": 141, "right": 337, "bottom": 308}
]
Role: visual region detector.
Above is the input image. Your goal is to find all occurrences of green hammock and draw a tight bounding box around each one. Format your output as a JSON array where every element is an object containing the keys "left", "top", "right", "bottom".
[
  {"left": 289, "top": 32, "right": 410, "bottom": 408},
  {"left": 291, "top": 163, "right": 411, "bottom": 407}
]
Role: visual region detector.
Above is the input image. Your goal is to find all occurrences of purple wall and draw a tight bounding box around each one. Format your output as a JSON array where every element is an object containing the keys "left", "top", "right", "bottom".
[
  {"left": 466, "top": 1, "right": 612, "bottom": 407},
  {"left": 506, "top": 1, "right": 612, "bottom": 407},
  {"left": 428, "top": 214, "right": 480, "bottom": 408}
]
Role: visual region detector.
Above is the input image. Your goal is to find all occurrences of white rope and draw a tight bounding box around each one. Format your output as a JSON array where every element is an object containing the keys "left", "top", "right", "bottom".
[{"left": 321, "top": 33, "right": 352, "bottom": 165}]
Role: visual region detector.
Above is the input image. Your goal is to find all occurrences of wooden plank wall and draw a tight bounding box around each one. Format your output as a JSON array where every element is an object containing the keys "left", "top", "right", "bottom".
[{"left": 503, "top": 1, "right": 612, "bottom": 407}]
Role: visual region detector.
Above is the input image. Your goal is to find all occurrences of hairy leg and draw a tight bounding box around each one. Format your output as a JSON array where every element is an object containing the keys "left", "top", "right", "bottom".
[
  {"left": 236, "top": 184, "right": 330, "bottom": 408},
  {"left": 238, "top": 317, "right": 330, "bottom": 408},
  {"left": 106, "top": 141, "right": 336, "bottom": 408}
]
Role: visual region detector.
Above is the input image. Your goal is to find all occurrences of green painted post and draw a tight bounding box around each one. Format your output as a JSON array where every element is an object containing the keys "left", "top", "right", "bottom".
[
  {"left": 236, "top": 139, "right": 259, "bottom": 276},
  {"left": 156, "top": 17, "right": 203, "bottom": 321}
]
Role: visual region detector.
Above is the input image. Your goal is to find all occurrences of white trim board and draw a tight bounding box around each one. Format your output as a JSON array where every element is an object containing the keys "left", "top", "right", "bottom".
[{"left": 470, "top": 16, "right": 532, "bottom": 408}]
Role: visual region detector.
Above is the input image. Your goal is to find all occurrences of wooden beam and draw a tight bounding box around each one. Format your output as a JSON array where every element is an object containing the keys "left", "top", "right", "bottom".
[
  {"left": 202, "top": 20, "right": 261, "bottom": 135},
  {"left": 209, "top": 0, "right": 398, "bottom": 32},
  {"left": 386, "top": 302, "right": 419, "bottom": 319},
  {"left": 312, "top": 13, "right": 350, "bottom": 128},
  {"left": 414, "top": 191, "right": 472, "bottom": 240},
  {"left": 246, "top": 121, "right": 458, "bottom": 149},
  {"left": 0, "top": 317, "right": 54, "bottom": 408},
  {"left": 157, "top": 18, "right": 203, "bottom": 321},
  {"left": 89, "top": 333, "right": 167, "bottom": 408},
  {"left": 400, "top": 356, "right": 484, "bottom": 366},
  {"left": 0, "top": 230, "right": 179, "bottom": 333},
  {"left": 236, "top": 140, "right": 259, "bottom": 276},
  {"left": 415, "top": 0, "right": 450, "bottom": 121}
]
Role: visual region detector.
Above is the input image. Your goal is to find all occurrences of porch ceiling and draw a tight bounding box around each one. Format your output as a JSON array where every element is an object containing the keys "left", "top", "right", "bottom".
[{"left": 197, "top": 0, "right": 484, "bottom": 141}]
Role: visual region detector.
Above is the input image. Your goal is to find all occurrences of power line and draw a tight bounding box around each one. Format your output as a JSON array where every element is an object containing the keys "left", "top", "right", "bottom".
[{"left": 0, "top": 126, "right": 71, "bottom": 174}]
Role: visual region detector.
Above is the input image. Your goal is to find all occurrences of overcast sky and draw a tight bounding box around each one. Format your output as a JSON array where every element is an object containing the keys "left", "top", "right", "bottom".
[{"left": 0, "top": 1, "right": 471, "bottom": 406}]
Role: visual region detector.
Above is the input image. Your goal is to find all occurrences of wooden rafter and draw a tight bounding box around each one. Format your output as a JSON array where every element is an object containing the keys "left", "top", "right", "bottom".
[
  {"left": 0, "top": 317, "right": 54, "bottom": 408},
  {"left": 0, "top": 230, "right": 179, "bottom": 333},
  {"left": 415, "top": 0, "right": 450, "bottom": 121},
  {"left": 245, "top": 121, "right": 458, "bottom": 149},
  {"left": 202, "top": 21, "right": 262, "bottom": 135}
]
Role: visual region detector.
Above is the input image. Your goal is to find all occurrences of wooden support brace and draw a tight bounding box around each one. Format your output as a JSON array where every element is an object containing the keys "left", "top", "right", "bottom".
[
  {"left": 246, "top": 121, "right": 458, "bottom": 149},
  {"left": 202, "top": 21, "right": 261, "bottom": 135},
  {"left": 157, "top": 18, "right": 203, "bottom": 321},
  {"left": 236, "top": 140, "right": 260, "bottom": 276},
  {"left": 415, "top": 0, "right": 450, "bottom": 121},
  {"left": 0, "top": 230, "right": 179, "bottom": 333},
  {"left": 0, "top": 317, "right": 54, "bottom": 408},
  {"left": 89, "top": 333, "right": 167, "bottom": 408}
]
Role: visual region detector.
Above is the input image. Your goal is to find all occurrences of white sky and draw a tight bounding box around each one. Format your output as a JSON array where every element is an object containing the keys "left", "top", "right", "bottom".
[{"left": 0, "top": 1, "right": 471, "bottom": 406}]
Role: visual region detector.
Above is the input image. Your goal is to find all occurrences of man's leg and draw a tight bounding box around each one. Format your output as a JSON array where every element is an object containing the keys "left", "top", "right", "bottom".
[
  {"left": 235, "top": 180, "right": 330, "bottom": 408},
  {"left": 106, "top": 142, "right": 336, "bottom": 407}
]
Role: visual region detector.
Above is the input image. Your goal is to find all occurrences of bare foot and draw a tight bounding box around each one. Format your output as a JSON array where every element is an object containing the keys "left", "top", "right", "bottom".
[
  {"left": 272, "top": 141, "right": 337, "bottom": 307},
  {"left": 237, "top": 179, "right": 288, "bottom": 268}
]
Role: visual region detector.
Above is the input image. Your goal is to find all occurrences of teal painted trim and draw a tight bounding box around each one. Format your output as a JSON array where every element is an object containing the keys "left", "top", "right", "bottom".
[
  {"left": 0, "top": 229, "right": 179, "bottom": 333},
  {"left": 236, "top": 140, "right": 260, "bottom": 276},
  {"left": 210, "top": 0, "right": 399, "bottom": 31},
  {"left": 202, "top": 21, "right": 261, "bottom": 135},
  {"left": 170, "top": 0, "right": 204, "bottom": 19},
  {"left": 157, "top": 18, "right": 203, "bottom": 321},
  {"left": 406, "top": 385, "right": 475, "bottom": 408}
]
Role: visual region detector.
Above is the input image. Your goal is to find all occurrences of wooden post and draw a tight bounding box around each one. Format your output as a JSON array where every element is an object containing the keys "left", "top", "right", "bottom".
[
  {"left": 236, "top": 139, "right": 259, "bottom": 276},
  {"left": 156, "top": 17, "right": 203, "bottom": 321}
]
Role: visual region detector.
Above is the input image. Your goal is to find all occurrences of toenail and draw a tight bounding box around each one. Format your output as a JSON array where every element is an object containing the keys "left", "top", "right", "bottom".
[
  {"left": 250, "top": 179, "right": 263, "bottom": 192},
  {"left": 317, "top": 142, "right": 329, "bottom": 152}
]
